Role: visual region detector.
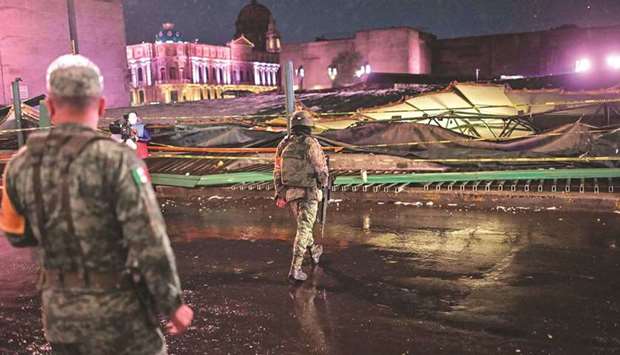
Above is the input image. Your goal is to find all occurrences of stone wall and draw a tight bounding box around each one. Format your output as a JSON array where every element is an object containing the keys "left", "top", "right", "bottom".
[
  {"left": 75, "top": 0, "right": 129, "bottom": 108},
  {"left": 433, "top": 25, "right": 620, "bottom": 79},
  {"left": 280, "top": 27, "right": 433, "bottom": 90},
  {"left": 0, "top": 0, "right": 129, "bottom": 108},
  {"left": 280, "top": 38, "right": 353, "bottom": 90},
  {"left": 280, "top": 24, "right": 620, "bottom": 87}
]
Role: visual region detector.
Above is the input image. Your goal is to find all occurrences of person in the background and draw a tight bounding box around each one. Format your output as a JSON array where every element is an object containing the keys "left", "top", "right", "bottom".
[
  {"left": 274, "top": 111, "right": 328, "bottom": 282},
  {"left": 110, "top": 112, "right": 138, "bottom": 150},
  {"left": 110, "top": 112, "right": 150, "bottom": 159},
  {"left": 0, "top": 54, "right": 193, "bottom": 354},
  {"left": 125, "top": 111, "right": 139, "bottom": 147},
  {"left": 130, "top": 112, "right": 151, "bottom": 159}
]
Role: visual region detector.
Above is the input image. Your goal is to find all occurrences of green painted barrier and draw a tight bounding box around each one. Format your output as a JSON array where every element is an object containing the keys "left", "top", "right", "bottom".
[
  {"left": 197, "top": 172, "right": 273, "bottom": 186},
  {"left": 334, "top": 168, "right": 620, "bottom": 185},
  {"left": 151, "top": 174, "right": 201, "bottom": 188},
  {"left": 150, "top": 168, "right": 620, "bottom": 188},
  {"left": 39, "top": 100, "right": 51, "bottom": 128},
  {"left": 151, "top": 172, "right": 273, "bottom": 187}
]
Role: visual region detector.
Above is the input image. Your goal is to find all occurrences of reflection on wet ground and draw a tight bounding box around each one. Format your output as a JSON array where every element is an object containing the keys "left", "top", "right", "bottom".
[{"left": 1, "top": 198, "right": 620, "bottom": 354}]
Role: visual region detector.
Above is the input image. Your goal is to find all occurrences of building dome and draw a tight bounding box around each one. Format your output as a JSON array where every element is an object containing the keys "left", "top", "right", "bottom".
[
  {"left": 234, "top": 0, "right": 272, "bottom": 51},
  {"left": 156, "top": 22, "right": 183, "bottom": 43}
]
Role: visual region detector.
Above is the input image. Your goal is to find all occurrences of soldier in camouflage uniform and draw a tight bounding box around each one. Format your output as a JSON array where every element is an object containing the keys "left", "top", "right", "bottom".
[
  {"left": 274, "top": 111, "right": 328, "bottom": 282},
  {"left": 0, "top": 55, "right": 193, "bottom": 354}
]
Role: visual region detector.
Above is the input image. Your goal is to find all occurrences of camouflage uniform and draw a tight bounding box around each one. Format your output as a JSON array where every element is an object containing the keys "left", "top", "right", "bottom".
[
  {"left": 1, "top": 124, "right": 183, "bottom": 355},
  {"left": 274, "top": 134, "right": 328, "bottom": 271}
]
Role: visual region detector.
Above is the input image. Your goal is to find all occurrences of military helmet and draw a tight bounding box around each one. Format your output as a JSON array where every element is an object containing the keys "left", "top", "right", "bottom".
[{"left": 290, "top": 111, "right": 314, "bottom": 128}]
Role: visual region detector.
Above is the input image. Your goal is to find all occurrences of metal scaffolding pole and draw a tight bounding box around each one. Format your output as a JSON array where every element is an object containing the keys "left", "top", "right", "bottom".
[
  {"left": 11, "top": 78, "right": 24, "bottom": 148},
  {"left": 283, "top": 61, "right": 295, "bottom": 136},
  {"left": 67, "top": 0, "right": 79, "bottom": 54}
]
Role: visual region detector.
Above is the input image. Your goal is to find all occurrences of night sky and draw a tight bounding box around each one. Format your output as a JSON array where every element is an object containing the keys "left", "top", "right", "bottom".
[{"left": 124, "top": 0, "right": 620, "bottom": 45}]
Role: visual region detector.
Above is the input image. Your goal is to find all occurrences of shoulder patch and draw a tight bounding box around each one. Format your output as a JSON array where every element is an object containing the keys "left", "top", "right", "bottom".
[{"left": 131, "top": 166, "right": 150, "bottom": 187}]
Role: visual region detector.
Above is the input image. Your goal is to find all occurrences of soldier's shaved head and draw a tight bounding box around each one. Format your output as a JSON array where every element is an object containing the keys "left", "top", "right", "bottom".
[
  {"left": 46, "top": 55, "right": 104, "bottom": 110},
  {"left": 45, "top": 54, "right": 106, "bottom": 128}
]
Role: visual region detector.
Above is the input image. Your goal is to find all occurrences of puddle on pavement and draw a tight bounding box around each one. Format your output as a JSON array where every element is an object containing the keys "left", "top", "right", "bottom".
[{"left": 1, "top": 198, "right": 619, "bottom": 354}]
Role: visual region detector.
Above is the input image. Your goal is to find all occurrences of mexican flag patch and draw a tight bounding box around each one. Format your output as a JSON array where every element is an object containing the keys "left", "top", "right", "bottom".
[{"left": 131, "top": 167, "right": 150, "bottom": 187}]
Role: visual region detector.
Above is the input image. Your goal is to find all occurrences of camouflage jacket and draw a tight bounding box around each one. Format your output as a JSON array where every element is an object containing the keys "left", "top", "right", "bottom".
[
  {"left": 0, "top": 124, "right": 183, "bottom": 344},
  {"left": 274, "top": 134, "right": 328, "bottom": 202}
]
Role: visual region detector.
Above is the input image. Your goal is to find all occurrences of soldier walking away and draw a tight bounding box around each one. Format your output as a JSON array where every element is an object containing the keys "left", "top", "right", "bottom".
[
  {"left": 0, "top": 54, "right": 193, "bottom": 355},
  {"left": 274, "top": 111, "right": 329, "bottom": 282}
]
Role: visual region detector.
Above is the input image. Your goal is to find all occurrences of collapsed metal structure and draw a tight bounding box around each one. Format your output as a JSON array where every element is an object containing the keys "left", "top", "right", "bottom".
[
  {"left": 357, "top": 83, "right": 620, "bottom": 139},
  {"left": 139, "top": 83, "right": 620, "bottom": 212},
  {"left": 2, "top": 83, "right": 620, "bottom": 210}
]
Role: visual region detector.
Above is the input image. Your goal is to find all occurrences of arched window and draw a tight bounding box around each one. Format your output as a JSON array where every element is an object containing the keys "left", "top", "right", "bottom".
[
  {"left": 137, "top": 68, "right": 144, "bottom": 82},
  {"left": 240, "top": 71, "right": 245, "bottom": 82},
  {"left": 212, "top": 68, "right": 217, "bottom": 82},
  {"left": 198, "top": 68, "right": 203, "bottom": 83},
  {"left": 205, "top": 68, "right": 209, "bottom": 82},
  {"left": 160, "top": 67, "right": 166, "bottom": 81},
  {"left": 169, "top": 67, "right": 177, "bottom": 80}
]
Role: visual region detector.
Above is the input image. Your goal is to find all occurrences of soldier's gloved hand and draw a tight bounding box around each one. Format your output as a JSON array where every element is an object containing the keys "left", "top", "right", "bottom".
[
  {"left": 276, "top": 198, "right": 287, "bottom": 208},
  {"left": 166, "top": 304, "right": 194, "bottom": 335}
]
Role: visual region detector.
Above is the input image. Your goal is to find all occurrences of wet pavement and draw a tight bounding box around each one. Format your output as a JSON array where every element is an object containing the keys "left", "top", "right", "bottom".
[{"left": 1, "top": 198, "right": 620, "bottom": 354}]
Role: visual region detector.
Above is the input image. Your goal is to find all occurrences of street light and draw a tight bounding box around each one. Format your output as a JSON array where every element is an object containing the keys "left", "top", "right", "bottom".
[
  {"left": 575, "top": 58, "right": 592, "bottom": 73},
  {"left": 297, "top": 66, "right": 305, "bottom": 78},
  {"left": 355, "top": 62, "right": 371, "bottom": 78},
  {"left": 296, "top": 65, "right": 305, "bottom": 91},
  {"left": 607, "top": 55, "right": 620, "bottom": 70},
  {"left": 328, "top": 66, "right": 337, "bottom": 80}
]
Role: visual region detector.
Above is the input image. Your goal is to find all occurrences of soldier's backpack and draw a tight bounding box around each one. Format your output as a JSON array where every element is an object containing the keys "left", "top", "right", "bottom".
[{"left": 281, "top": 135, "right": 318, "bottom": 188}]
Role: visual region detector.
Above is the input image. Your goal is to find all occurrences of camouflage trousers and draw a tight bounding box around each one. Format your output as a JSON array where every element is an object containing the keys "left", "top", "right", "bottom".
[
  {"left": 43, "top": 289, "right": 167, "bottom": 355},
  {"left": 289, "top": 198, "right": 319, "bottom": 269},
  {"left": 51, "top": 341, "right": 166, "bottom": 355}
]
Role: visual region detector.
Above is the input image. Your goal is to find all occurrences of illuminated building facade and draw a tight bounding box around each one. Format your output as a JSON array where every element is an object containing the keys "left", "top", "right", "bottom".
[{"left": 127, "top": 1, "right": 281, "bottom": 106}]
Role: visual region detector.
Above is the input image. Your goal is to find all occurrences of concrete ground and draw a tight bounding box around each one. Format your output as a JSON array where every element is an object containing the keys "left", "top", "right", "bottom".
[{"left": 1, "top": 198, "right": 619, "bottom": 354}]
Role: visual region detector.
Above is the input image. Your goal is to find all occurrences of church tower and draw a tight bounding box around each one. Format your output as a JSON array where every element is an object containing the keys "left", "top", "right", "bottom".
[{"left": 266, "top": 16, "right": 281, "bottom": 54}]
